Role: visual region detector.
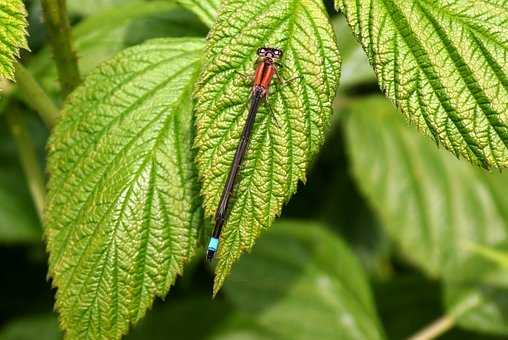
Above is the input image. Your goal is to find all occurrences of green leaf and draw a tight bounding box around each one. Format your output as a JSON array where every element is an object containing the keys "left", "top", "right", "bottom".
[
  {"left": 0, "top": 314, "right": 61, "bottom": 340},
  {"left": 0, "top": 115, "right": 42, "bottom": 244},
  {"left": 0, "top": 167, "right": 40, "bottom": 243},
  {"left": 194, "top": 0, "right": 341, "bottom": 293},
  {"left": 344, "top": 96, "right": 508, "bottom": 277},
  {"left": 336, "top": 0, "right": 508, "bottom": 169},
  {"left": 464, "top": 242, "right": 508, "bottom": 270},
  {"left": 332, "top": 16, "right": 376, "bottom": 90},
  {"left": 44, "top": 38, "right": 203, "bottom": 339},
  {"left": 67, "top": 0, "right": 137, "bottom": 17},
  {"left": 224, "top": 220, "right": 386, "bottom": 340},
  {"left": 374, "top": 275, "right": 443, "bottom": 340},
  {"left": 128, "top": 294, "right": 280, "bottom": 339},
  {"left": 0, "top": 0, "right": 28, "bottom": 80},
  {"left": 176, "top": 0, "right": 220, "bottom": 27},
  {"left": 126, "top": 295, "right": 276, "bottom": 340},
  {"left": 126, "top": 296, "right": 232, "bottom": 340},
  {"left": 29, "top": 0, "right": 208, "bottom": 99},
  {"left": 445, "top": 242, "right": 508, "bottom": 335},
  {"left": 344, "top": 96, "right": 508, "bottom": 336}
]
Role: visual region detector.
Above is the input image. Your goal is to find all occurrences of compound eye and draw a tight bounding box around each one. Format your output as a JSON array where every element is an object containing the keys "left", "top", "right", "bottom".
[{"left": 257, "top": 48, "right": 266, "bottom": 56}]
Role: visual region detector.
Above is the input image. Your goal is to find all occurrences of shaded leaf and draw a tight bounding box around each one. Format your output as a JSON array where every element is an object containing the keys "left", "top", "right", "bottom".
[
  {"left": 344, "top": 96, "right": 508, "bottom": 336},
  {"left": 176, "top": 0, "right": 220, "bottom": 27},
  {"left": 194, "top": 0, "right": 341, "bottom": 293},
  {"left": 0, "top": 314, "right": 61, "bottom": 340},
  {"left": 0, "top": 114, "right": 43, "bottom": 244},
  {"left": 45, "top": 38, "right": 203, "bottom": 339},
  {"left": 225, "top": 220, "right": 386, "bottom": 340},
  {"left": 373, "top": 275, "right": 443, "bottom": 340},
  {"left": 336, "top": 0, "right": 508, "bottom": 169},
  {"left": 332, "top": 16, "right": 376, "bottom": 90},
  {"left": 126, "top": 295, "right": 275, "bottom": 340},
  {"left": 0, "top": 167, "right": 40, "bottom": 243},
  {"left": 0, "top": 0, "right": 27, "bottom": 80},
  {"left": 67, "top": 0, "right": 137, "bottom": 17},
  {"left": 30, "top": 0, "right": 208, "bottom": 99},
  {"left": 445, "top": 242, "right": 508, "bottom": 336},
  {"left": 126, "top": 296, "right": 232, "bottom": 340},
  {"left": 344, "top": 96, "right": 508, "bottom": 277}
]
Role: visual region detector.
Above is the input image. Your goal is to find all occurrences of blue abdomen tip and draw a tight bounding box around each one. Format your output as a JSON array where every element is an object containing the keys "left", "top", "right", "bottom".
[{"left": 208, "top": 237, "right": 219, "bottom": 251}]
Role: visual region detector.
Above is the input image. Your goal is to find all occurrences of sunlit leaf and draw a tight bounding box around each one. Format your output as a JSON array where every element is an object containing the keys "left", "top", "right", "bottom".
[
  {"left": 0, "top": 0, "right": 28, "bottom": 80},
  {"left": 336, "top": 0, "right": 508, "bottom": 169},
  {"left": 45, "top": 38, "right": 203, "bottom": 339},
  {"left": 194, "top": 0, "right": 341, "bottom": 294}
]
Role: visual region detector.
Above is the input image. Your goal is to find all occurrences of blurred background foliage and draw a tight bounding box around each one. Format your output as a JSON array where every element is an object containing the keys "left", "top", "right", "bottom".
[{"left": 0, "top": 0, "right": 507, "bottom": 339}]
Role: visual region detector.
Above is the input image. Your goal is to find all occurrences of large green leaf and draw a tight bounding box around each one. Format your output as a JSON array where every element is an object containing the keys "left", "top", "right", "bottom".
[
  {"left": 30, "top": 0, "right": 207, "bottom": 99},
  {"left": 344, "top": 96, "right": 508, "bottom": 335},
  {"left": 194, "top": 0, "right": 341, "bottom": 293},
  {"left": 176, "top": 0, "right": 220, "bottom": 27},
  {"left": 45, "top": 38, "right": 203, "bottom": 339},
  {"left": 225, "top": 220, "right": 386, "bottom": 340},
  {"left": 445, "top": 243, "right": 508, "bottom": 335},
  {"left": 0, "top": 0, "right": 28, "bottom": 80},
  {"left": 336, "top": 0, "right": 508, "bottom": 169},
  {"left": 344, "top": 96, "right": 508, "bottom": 277}
]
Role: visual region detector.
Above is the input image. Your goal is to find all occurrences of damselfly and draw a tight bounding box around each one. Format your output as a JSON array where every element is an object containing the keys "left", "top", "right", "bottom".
[{"left": 207, "top": 47, "right": 284, "bottom": 261}]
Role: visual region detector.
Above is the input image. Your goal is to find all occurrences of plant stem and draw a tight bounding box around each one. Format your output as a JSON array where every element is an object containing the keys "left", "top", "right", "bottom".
[
  {"left": 408, "top": 294, "right": 482, "bottom": 340},
  {"left": 407, "top": 315, "right": 454, "bottom": 340},
  {"left": 40, "top": 0, "right": 81, "bottom": 97},
  {"left": 15, "top": 63, "right": 59, "bottom": 128},
  {"left": 5, "top": 106, "right": 46, "bottom": 220}
]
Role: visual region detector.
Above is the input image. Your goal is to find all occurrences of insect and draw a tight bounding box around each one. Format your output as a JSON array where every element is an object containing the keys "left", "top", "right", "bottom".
[{"left": 207, "top": 47, "right": 285, "bottom": 261}]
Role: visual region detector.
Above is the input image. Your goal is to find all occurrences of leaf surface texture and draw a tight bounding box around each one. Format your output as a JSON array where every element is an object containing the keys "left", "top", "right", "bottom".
[
  {"left": 336, "top": 0, "right": 508, "bottom": 168},
  {"left": 45, "top": 38, "right": 203, "bottom": 339},
  {"left": 194, "top": 0, "right": 341, "bottom": 293},
  {"left": 0, "top": 0, "right": 27, "bottom": 80}
]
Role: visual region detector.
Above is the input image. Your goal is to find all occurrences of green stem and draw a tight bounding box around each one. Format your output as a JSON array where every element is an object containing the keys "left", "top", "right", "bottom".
[
  {"left": 40, "top": 0, "right": 81, "bottom": 97},
  {"left": 407, "top": 315, "right": 454, "bottom": 340},
  {"left": 15, "top": 63, "right": 59, "bottom": 128},
  {"left": 408, "top": 294, "right": 482, "bottom": 340},
  {"left": 5, "top": 107, "right": 46, "bottom": 220}
]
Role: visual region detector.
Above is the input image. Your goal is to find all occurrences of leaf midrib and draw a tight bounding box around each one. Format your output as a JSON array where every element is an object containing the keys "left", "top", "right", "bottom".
[
  {"left": 57, "top": 58, "right": 199, "bottom": 339},
  {"left": 415, "top": 1, "right": 508, "bottom": 155},
  {"left": 50, "top": 58, "right": 198, "bottom": 271},
  {"left": 378, "top": 0, "right": 489, "bottom": 166}
]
